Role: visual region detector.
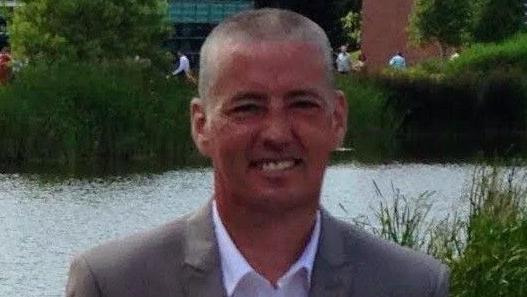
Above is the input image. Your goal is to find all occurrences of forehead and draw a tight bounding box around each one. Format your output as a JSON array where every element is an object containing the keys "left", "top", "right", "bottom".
[{"left": 208, "top": 40, "right": 329, "bottom": 99}]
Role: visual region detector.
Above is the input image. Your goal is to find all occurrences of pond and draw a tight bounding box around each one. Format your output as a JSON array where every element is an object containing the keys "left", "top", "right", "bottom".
[{"left": 0, "top": 162, "right": 478, "bottom": 297}]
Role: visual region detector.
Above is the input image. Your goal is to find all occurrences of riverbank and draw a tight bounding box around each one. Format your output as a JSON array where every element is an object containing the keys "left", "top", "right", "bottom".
[{"left": 1, "top": 39, "right": 527, "bottom": 173}]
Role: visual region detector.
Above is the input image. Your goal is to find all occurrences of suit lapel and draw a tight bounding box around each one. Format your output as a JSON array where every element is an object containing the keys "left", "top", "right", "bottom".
[
  {"left": 180, "top": 204, "right": 356, "bottom": 297},
  {"left": 182, "top": 202, "right": 227, "bottom": 297},
  {"left": 309, "top": 209, "right": 355, "bottom": 297}
]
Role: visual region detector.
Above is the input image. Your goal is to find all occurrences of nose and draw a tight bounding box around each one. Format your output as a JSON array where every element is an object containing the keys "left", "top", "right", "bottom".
[{"left": 260, "top": 109, "right": 294, "bottom": 151}]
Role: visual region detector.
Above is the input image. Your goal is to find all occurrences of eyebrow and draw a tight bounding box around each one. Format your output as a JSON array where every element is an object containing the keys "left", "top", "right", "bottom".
[
  {"left": 286, "top": 89, "right": 325, "bottom": 102},
  {"left": 230, "top": 91, "right": 267, "bottom": 103}
]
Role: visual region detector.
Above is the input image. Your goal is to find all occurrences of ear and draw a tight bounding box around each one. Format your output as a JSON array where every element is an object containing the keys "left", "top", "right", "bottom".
[
  {"left": 190, "top": 97, "right": 211, "bottom": 157},
  {"left": 331, "top": 90, "right": 348, "bottom": 149}
]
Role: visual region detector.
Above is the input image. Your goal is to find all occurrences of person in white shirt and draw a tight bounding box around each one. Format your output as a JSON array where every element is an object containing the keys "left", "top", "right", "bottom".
[
  {"left": 389, "top": 51, "right": 407, "bottom": 70},
  {"left": 172, "top": 51, "right": 196, "bottom": 84},
  {"left": 335, "top": 45, "right": 352, "bottom": 74},
  {"left": 66, "top": 9, "right": 449, "bottom": 297}
]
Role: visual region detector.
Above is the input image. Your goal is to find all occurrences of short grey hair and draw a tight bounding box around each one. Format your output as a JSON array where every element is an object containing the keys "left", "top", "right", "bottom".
[{"left": 198, "top": 8, "right": 334, "bottom": 99}]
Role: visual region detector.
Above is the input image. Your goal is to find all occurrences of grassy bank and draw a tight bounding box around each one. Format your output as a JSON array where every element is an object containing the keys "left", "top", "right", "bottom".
[
  {"left": 360, "top": 162, "right": 527, "bottom": 296},
  {"left": 0, "top": 61, "right": 202, "bottom": 172},
  {"left": 376, "top": 33, "right": 527, "bottom": 136},
  {"left": 2, "top": 36, "right": 527, "bottom": 172},
  {"left": 0, "top": 62, "right": 403, "bottom": 170}
]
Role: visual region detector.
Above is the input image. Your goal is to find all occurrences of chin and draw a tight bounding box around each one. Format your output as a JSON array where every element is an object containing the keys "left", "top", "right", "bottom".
[{"left": 240, "top": 189, "right": 318, "bottom": 213}]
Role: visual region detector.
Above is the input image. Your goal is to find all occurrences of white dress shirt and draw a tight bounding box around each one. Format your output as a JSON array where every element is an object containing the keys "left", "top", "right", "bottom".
[
  {"left": 172, "top": 55, "right": 190, "bottom": 75},
  {"left": 212, "top": 201, "right": 321, "bottom": 297}
]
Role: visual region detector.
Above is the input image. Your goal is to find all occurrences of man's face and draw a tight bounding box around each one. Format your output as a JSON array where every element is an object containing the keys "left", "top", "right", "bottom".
[{"left": 191, "top": 41, "right": 347, "bottom": 213}]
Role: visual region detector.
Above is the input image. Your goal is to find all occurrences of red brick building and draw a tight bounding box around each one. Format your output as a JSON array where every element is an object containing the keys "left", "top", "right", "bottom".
[{"left": 361, "top": 0, "right": 439, "bottom": 72}]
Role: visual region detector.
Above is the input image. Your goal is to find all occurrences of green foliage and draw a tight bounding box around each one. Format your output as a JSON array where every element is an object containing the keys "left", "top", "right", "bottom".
[
  {"left": 446, "top": 33, "right": 527, "bottom": 76},
  {"left": 375, "top": 34, "right": 527, "bottom": 136},
  {"left": 370, "top": 181, "right": 435, "bottom": 249},
  {"left": 409, "top": 0, "right": 471, "bottom": 56},
  {"left": 341, "top": 11, "right": 361, "bottom": 49},
  {"left": 470, "top": 0, "right": 525, "bottom": 43},
  {"left": 0, "top": 61, "right": 199, "bottom": 170},
  {"left": 336, "top": 75, "right": 400, "bottom": 137},
  {"left": 451, "top": 165, "right": 527, "bottom": 297},
  {"left": 9, "top": 0, "right": 169, "bottom": 62},
  {"left": 376, "top": 73, "right": 527, "bottom": 135},
  {"left": 364, "top": 163, "right": 527, "bottom": 296}
]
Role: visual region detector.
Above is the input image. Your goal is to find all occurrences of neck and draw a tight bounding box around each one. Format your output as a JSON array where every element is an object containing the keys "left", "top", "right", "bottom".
[{"left": 215, "top": 197, "right": 318, "bottom": 285}]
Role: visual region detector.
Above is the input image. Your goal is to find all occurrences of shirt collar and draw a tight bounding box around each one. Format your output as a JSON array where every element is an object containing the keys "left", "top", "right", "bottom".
[{"left": 212, "top": 200, "right": 321, "bottom": 296}]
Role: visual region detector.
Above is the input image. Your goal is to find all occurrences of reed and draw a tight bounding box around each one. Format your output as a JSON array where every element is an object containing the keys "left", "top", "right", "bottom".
[
  {"left": 364, "top": 162, "right": 527, "bottom": 297},
  {"left": 0, "top": 61, "right": 201, "bottom": 172}
]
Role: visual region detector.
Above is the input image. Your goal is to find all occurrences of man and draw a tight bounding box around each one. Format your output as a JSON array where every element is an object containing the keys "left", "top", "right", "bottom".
[
  {"left": 66, "top": 9, "right": 449, "bottom": 297},
  {"left": 335, "top": 45, "right": 352, "bottom": 74},
  {"left": 172, "top": 51, "right": 196, "bottom": 84},
  {"left": 389, "top": 51, "right": 407, "bottom": 70}
]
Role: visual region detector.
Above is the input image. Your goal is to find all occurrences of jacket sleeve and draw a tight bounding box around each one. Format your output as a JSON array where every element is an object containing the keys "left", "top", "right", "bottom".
[
  {"left": 431, "top": 264, "right": 450, "bottom": 297},
  {"left": 65, "top": 255, "right": 102, "bottom": 297}
]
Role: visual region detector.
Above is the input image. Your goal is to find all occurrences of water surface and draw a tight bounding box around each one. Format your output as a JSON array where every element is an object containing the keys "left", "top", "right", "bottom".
[{"left": 1, "top": 163, "right": 476, "bottom": 297}]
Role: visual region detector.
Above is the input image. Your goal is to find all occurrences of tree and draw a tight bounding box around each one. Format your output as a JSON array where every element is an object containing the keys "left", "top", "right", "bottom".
[
  {"left": 341, "top": 11, "right": 361, "bottom": 49},
  {"left": 470, "top": 0, "right": 525, "bottom": 43},
  {"left": 9, "top": 0, "right": 169, "bottom": 62},
  {"left": 409, "top": 0, "right": 471, "bottom": 57}
]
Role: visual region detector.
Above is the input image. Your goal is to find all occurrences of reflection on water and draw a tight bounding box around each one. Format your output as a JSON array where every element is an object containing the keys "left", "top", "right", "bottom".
[{"left": 0, "top": 163, "right": 498, "bottom": 297}]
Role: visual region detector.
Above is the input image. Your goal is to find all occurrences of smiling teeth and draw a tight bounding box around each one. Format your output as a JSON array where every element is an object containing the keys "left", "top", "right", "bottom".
[{"left": 261, "top": 160, "right": 295, "bottom": 171}]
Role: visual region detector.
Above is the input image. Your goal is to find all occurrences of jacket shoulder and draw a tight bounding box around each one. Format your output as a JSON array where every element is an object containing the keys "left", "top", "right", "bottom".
[
  {"left": 330, "top": 216, "right": 449, "bottom": 297},
  {"left": 67, "top": 214, "right": 192, "bottom": 297}
]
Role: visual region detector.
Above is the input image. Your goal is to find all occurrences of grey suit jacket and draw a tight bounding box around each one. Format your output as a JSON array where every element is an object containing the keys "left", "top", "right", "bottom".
[{"left": 66, "top": 203, "right": 449, "bottom": 297}]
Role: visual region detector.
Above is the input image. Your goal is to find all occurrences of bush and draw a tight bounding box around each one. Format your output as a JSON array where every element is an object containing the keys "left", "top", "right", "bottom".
[
  {"left": 334, "top": 75, "right": 402, "bottom": 162},
  {"left": 0, "top": 61, "right": 199, "bottom": 170},
  {"left": 336, "top": 75, "right": 399, "bottom": 136},
  {"left": 375, "top": 73, "right": 527, "bottom": 135},
  {"left": 370, "top": 34, "right": 527, "bottom": 138},
  {"left": 446, "top": 33, "right": 527, "bottom": 76}
]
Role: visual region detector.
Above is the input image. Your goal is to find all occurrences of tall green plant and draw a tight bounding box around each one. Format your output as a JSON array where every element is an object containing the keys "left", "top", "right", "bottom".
[
  {"left": 451, "top": 164, "right": 527, "bottom": 297},
  {"left": 0, "top": 61, "right": 198, "bottom": 170}
]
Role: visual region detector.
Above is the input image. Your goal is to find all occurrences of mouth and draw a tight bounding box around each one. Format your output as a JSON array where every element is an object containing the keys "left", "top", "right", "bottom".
[{"left": 250, "top": 159, "right": 303, "bottom": 172}]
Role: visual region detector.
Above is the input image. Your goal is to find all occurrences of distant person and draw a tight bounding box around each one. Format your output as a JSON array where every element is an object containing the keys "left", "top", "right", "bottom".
[
  {"left": 172, "top": 51, "right": 196, "bottom": 84},
  {"left": 0, "top": 46, "right": 12, "bottom": 84},
  {"left": 335, "top": 45, "right": 352, "bottom": 74},
  {"left": 389, "top": 51, "right": 406, "bottom": 70},
  {"left": 353, "top": 53, "right": 367, "bottom": 73}
]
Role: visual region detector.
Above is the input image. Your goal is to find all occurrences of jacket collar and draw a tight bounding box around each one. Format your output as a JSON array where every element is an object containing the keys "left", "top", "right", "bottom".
[
  {"left": 182, "top": 202, "right": 354, "bottom": 297},
  {"left": 183, "top": 201, "right": 226, "bottom": 297},
  {"left": 309, "top": 209, "right": 355, "bottom": 297}
]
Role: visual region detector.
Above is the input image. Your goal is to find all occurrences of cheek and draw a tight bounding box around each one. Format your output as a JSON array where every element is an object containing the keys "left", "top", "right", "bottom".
[
  {"left": 209, "top": 122, "right": 254, "bottom": 159},
  {"left": 295, "top": 117, "right": 335, "bottom": 148}
]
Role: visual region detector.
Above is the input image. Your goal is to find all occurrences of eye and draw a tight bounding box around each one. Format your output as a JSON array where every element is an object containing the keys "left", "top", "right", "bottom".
[{"left": 231, "top": 103, "right": 263, "bottom": 114}]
